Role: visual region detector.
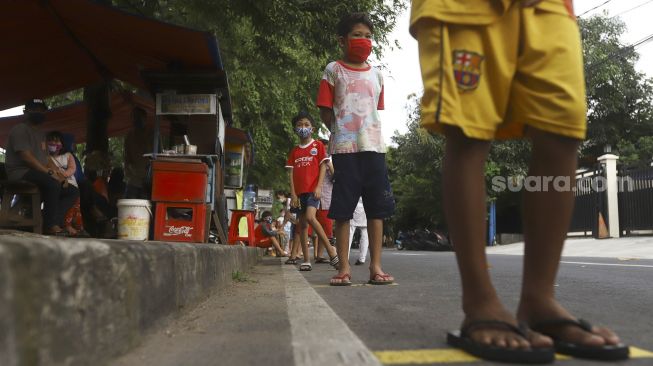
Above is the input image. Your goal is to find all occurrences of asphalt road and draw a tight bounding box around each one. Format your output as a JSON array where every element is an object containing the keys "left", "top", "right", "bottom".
[
  {"left": 303, "top": 249, "right": 653, "bottom": 365},
  {"left": 112, "top": 249, "right": 653, "bottom": 366}
]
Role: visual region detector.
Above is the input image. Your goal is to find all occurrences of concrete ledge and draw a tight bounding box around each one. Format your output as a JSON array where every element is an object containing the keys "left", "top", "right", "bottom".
[{"left": 0, "top": 232, "right": 262, "bottom": 366}]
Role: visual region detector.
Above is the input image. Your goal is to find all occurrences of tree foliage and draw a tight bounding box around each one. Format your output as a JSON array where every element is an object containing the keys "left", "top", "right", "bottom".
[
  {"left": 580, "top": 14, "right": 653, "bottom": 165},
  {"left": 112, "top": 0, "right": 406, "bottom": 190}
]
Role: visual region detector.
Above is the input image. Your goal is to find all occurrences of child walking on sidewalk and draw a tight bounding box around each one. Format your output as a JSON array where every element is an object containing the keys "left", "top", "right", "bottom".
[
  {"left": 317, "top": 12, "right": 395, "bottom": 286},
  {"left": 286, "top": 112, "right": 339, "bottom": 271}
]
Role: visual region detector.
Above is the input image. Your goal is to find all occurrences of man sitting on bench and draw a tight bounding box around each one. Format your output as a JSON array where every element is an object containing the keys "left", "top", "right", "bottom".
[{"left": 4, "top": 98, "right": 79, "bottom": 236}]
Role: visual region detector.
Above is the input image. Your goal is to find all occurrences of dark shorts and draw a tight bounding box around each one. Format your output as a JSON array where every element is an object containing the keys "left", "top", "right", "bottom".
[
  {"left": 290, "top": 192, "right": 320, "bottom": 215},
  {"left": 328, "top": 152, "right": 395, "bottom": 220}
]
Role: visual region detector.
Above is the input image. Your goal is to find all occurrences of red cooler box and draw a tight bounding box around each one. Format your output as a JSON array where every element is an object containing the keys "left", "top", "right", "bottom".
[{"left": 151, "top": 160, "right": 208, "bottom": 202}]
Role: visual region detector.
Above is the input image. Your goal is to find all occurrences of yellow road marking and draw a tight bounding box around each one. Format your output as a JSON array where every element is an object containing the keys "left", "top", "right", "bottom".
[
  {"left": 312, "top": 283, "right": 399, "bottom": 288},
  {"left": 375, "top": 349, "right": 478, "bottom": 364},
  {"left": 632, "top": 346, "right": 653, "bottom": 358},
  {"left": 374, "top": 347, "right": 651, "bottom": 364}
]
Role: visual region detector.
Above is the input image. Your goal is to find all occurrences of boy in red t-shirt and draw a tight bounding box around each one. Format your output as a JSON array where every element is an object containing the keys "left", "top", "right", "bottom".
[{"left": 286, "top": 112, "right": 339, "bottom": 271}]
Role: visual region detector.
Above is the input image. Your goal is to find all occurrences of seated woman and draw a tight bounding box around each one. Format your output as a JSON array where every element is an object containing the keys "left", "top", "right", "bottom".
[
  {"left": 254, "top": 211, "right": 288, "bottom": 257},
  {"left": 46, "top": 131, "right": 86, "bottom": 236}
]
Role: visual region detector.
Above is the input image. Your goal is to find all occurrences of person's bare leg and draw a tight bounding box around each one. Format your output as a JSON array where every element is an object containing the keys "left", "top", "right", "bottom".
[
  {"left": 443, "top": 127, "right": 545, "bottom": 349},
  {"left": 298, "top": 215, "right": 310, "bottom": 263},
  {"left": 332, "top": 219, "right": 351, "bottom": 282},
  {"left": 291, "top": 231, "right": 301, "bottom": 259},
  {"left": 306, "top": 206, "right": 337, "bottom": 259},
  {"left": 367, "top": 219, "right": 391, "bottom": 279},
  {"left": 269, "top": 236, "right": 286, "bottom": 256},
  {"left": 517, "top": 129, "right": 621, "bottom": 346},
  {"left": 316, "top": 237, "right": 326, "bottom": 259}
]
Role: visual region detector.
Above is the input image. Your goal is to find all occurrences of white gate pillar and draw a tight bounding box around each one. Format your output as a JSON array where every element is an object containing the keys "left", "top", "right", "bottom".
[{"left": 597, "top": 154, "right": 620, "bottom": 238}]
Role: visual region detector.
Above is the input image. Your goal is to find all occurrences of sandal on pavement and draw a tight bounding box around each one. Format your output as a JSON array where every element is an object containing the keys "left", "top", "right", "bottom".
[
  {"left": 330, "top": 273, "right": 352, "bottom": 286},
  {"left": 368, "top": 273, "right": 394, "bottom": 285},
  {"left": 355, "top": 259, "right": 365, "bottom": 265},
  {"left": 329, "top": 255, "right": 339, "bottom": 268},
  {"left": 447, "top": 320, "right": 555, "bottom": 364},
  {"left": 285, "top": 258, "right": 298, "bottom": 265},
  {"left": 530, "top": 318, "right": 629, "bottom": 361},
  {"left": 46, "top": 229, "right": 69, "bottom": 237},
  {"left": 299, "top": 262, "right": 312, "bottom": 271},
  {"left": 315, "top": 257, "right": 329, "bottom": 264}
]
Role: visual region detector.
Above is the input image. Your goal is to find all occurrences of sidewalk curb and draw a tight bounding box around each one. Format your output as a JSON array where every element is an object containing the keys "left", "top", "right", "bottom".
[{"left": 0, "top": 233, "right": 261, "bottom": 366}]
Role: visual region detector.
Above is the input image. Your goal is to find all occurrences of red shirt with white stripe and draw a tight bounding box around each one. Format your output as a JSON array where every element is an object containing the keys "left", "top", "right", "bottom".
[{"left": 286, "top": 139, "right": 327, "bottom": 195}]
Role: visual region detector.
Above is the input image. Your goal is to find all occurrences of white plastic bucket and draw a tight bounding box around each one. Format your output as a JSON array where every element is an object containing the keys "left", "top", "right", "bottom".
[{"left": 117, "top": 199, "right": 152, "bottom": 241}]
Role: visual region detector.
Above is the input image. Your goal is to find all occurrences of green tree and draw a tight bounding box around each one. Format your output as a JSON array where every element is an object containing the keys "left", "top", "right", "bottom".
[
  {"left": 580, "top": 14, "right": 653, "bottom": 164},
  {"left": 112, "top": 0, "right": 406, "bottom": 190},
  {"left": 387, "top": 99, "right": 445, "bottom": 231}
]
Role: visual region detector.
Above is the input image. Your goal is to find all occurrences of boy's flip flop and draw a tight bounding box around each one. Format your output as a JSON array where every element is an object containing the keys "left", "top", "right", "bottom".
[
  {"left": 299, "top": 262, "right": 312, "bottom": 271},
  {"left": 447, "top": 320, "right": 555, "bottom": 364},
  {"left": 330, "top": 273, "right": 352, "bottom": 286},
  {"left": 368, "top": 273, "right": 394, "bottom": 285},
  {"left": 530, "top": 318, "right": 630, "bottom": 361},
  {"left": 284, "top": 258, "right": 298, "bottom": 265}
]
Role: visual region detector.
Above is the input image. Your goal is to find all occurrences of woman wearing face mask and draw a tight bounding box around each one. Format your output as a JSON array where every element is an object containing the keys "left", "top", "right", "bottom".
[{"left": 46, "top": 131, "right": 85, "bottom": 236}]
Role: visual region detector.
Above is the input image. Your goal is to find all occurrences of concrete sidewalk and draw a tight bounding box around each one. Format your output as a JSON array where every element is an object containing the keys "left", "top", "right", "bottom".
[{"left": 487, "top": 236, "right": 653, "bottom": 259}]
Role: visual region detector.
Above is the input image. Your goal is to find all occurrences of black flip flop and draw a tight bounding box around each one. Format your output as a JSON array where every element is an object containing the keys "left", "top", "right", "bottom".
[
  {"left": 284, "top": 258, "right": 298, "bottom": 265},
  {"left": 447, "top": 320, "right": 555, "bottom": 364},
  {"left": 530, "top": 318, "right": 630, "bottom": 361}
]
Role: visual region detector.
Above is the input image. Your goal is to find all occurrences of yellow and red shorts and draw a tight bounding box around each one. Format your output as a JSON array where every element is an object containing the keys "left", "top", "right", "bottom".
[{"left": 412, "top": 1, "right": 586, "bottom": 140}]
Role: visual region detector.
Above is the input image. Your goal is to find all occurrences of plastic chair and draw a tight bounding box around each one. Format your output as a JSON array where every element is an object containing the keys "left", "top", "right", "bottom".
[{"left": 227, "top": 209, "right": 256, "bottom": 246}]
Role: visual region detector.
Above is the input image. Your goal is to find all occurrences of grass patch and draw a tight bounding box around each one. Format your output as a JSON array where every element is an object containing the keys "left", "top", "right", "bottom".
[{"left": 232, "top": 270, "right": 257, "bottom": 283}]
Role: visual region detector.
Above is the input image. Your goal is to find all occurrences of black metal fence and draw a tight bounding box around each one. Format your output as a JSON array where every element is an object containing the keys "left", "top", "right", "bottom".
[
  {"left": 570, "top": 166, "right": 605, "bottom": 237},
  {"left": 618, "top": 166, "right": 653, "bottom": 235}
]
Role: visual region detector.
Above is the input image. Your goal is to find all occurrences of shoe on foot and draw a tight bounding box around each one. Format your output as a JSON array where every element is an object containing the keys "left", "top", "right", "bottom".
[{"left": 355, "top": 259, "right": 365, "bottom": 265}]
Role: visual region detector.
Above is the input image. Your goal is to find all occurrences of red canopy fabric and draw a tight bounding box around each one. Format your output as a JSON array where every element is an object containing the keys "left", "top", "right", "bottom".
[{"left": 0, "top": 0, "right": 222, "bottom": 111}]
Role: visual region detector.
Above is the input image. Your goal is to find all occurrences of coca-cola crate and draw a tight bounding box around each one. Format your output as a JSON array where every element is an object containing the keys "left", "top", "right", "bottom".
[{"left": 154, "top": 202, "right": 210, "bottom": 243}]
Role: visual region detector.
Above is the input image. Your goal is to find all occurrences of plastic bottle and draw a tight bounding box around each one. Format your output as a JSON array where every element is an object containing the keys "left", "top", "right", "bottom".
[{"left": 243, "top": 184, "right": 257, "bottom": 211}]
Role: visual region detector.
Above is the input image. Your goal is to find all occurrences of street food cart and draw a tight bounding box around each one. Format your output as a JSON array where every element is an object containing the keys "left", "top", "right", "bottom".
[{"left": 144, "top": 71, "right": 232, "bottom": 244}]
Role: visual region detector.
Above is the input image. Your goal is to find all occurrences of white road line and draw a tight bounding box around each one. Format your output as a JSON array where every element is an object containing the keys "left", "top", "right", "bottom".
[
  {"left": 282, "top": 265, "right": 381, "bottom": 366},
  {"left": 561, "top": 260, "right": 653, "bottom": 268}
]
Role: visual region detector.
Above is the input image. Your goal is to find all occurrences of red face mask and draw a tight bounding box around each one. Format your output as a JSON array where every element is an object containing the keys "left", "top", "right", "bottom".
[{"left": 347, "top": 38, "right": 372, "bottom": 63}]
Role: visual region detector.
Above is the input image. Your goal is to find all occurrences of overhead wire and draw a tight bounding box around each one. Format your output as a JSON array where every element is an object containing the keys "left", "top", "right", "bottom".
[
  {"left": 611, "top": 0, "right": 653, "bottom": 19},
  {"left": 586, "top": 32, "right": 653, "bottom": 71},
  {"left": 578, "top": 0, "right": 615, "bottom": 17}
]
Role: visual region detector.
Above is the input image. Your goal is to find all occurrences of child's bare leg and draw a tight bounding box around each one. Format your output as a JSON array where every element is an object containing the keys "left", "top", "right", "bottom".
[
  {"left": 270, "top": 236, "right": 286, "bottom": 256},
  {"left": 291, "top": 231, "right": 301, "bottom": 259},
  {"left": 517, "top": 129, "right": 621, "bottom": 346},
  {"left": 443, "top": 127, "right": 536, "bottom": 349},
  {"left": 316, "top": 237, "right": 325, "bottom": 259},
  {"left": 306, "top": 206, "right": 337, "bottom": 259},
  {"left": 334, "top": 219, "right": 351, "bottom": 276},
  {"left": 367, "top": 219, "right": 388, "bottom": 277},
  {"left": 299, "top": 215, "right": 310, "bottom": 262}
]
